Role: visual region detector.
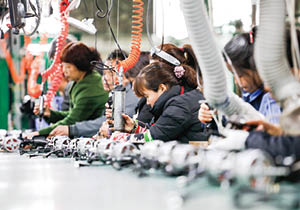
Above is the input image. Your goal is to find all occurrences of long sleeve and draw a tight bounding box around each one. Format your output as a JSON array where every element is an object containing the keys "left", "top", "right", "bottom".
[
  {"left": 69, "top": 115, "right": 106, "bottom": 138},
  {"left": 38, "top": 71, "right": 108, "bottom": 135},
  {"left": 39, "top": 95, "right": 106, "bottom": 135},
  {"left": 246, "top": 131, "right": 300, "bottom": 161}
]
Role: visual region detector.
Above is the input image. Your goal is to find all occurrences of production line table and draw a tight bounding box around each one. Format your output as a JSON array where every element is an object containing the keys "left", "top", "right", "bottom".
[{"left": 0, "top": 152, "right": 296, "bottom": 210}]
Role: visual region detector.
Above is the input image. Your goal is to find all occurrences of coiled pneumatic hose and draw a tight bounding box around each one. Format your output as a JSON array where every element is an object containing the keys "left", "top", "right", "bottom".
[
  {"left": 117, "top": 0, "right": 144, "bottom": 73},
  {"left": 42, "top": 0, "right": 70, "bottom": 107},
  {"left": 180, "top": 0, "right": 263, "bottom": 121}
]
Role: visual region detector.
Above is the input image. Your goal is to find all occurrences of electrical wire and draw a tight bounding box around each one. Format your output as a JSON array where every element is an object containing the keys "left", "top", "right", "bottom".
[
  {"left": 95, "top": 0, "right": 109, "bottom": 18},
  {"left": 146, "top": 0, "right": 154, "bottom": 48},
  {"left": 160, "top": 0, "right": 164, "bottom": 51},
  {"left": 22, "top": 0, "right": 41, "bottom": 36},
  {"left": 94, "top": 0, "right": 126, "bottom": 59},
  {"left": 106, "top": 0, "right": 126, "bottom": 59},
  {"left": 146, "top": 0, "right": 164, "bottom": 51}
]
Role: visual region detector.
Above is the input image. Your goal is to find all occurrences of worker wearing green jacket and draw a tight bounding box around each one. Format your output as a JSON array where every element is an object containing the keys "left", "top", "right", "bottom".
[{"left": 27, "top": 42, "right": 108, "bottom": 138}]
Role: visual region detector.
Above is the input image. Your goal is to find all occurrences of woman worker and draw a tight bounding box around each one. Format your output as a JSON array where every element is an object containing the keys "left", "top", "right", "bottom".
[{"left": 27, "top": 42, "right": 108, "bottom": 138}]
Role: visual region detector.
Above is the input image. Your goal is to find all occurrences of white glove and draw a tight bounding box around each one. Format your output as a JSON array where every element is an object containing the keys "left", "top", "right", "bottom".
[{"left": 208, "top": 129, "right": 249, "bottom": 151}]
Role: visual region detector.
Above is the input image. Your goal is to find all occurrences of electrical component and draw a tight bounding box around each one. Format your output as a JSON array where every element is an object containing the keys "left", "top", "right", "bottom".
[
  {"left": 110, "top": 141, "right": 139, "bottom": 170},
  {"left": 157, "top": 141, "right": 178, "bottom": 166},
  {"left": 1, "top": 136, "right": 21, "bottom": 152},
  {"left": 165, "top": 144, "right": 198, "bottom": 176},
  {"left": 72, "top": 138, "right": 95, "bottom": 160}
]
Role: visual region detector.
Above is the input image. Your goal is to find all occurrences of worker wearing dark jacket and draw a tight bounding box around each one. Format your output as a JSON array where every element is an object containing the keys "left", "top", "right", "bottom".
[
  {"left": 27, "top": 42, "right": 108, "bottom": 138},
  {"left": 148, "top": 85, "right": 206, "bottom": 142},
  {"left": 246, "top": 131, "right": 300, "bottom": 162},
  {"left": 108, "top": 62, "right": 210, "bottom": 143}
]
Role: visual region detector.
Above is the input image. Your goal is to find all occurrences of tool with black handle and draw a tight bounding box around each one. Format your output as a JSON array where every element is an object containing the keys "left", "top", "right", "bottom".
[{"left": 38, "top": 82, "right": 46, "bottom": 121}]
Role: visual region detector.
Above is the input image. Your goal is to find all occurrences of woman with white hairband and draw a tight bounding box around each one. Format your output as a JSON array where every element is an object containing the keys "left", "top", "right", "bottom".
[{"left": 101, "top": 61, "right": 212, "bottom": 143}]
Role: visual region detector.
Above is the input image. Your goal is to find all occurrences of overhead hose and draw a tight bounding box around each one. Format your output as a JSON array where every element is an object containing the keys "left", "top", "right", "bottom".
[
  {"left": 117, "top": 0, "right": 144, "bottom": 73},
  {"left": 0, "top": 34, "right": 32, "bottom": 84},
  {"left": 27, "top": 35, "right": 48, "bottom": 98},
  {"left": 255, "top": 0, "right": 300, "bottom": 135},
  {"left": 41, "top": 0, "right": 70, "bottom": 106},
  {"left": 179, "top": 0, "right": 263, "bottom": 121},
  {"left": 255, "top": 0, "right": 300, "bottom": 101}
]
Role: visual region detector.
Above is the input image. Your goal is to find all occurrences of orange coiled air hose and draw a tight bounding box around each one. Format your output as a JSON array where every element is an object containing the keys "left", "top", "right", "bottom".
[
  {"left": 0, "top": 35, "right": 32, "bottom": 84},
  {"left": 118, "top": 0, "right": 144, "bottom": 72},
  {"left": 42, "top": 0, "right": 70, "bottom": 106},
  {"left": 27, "top": 34, "right": 48, "bottom": 98}
]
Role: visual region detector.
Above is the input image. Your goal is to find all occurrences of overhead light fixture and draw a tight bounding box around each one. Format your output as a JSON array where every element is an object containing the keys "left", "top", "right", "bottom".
[{"left": 68, "top": 17, "right": 97, "bottom": 34}]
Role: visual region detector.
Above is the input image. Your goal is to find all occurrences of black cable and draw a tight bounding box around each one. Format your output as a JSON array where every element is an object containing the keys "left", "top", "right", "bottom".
[
  {"left": 93, "top": 2, "right": 97, "bottom": 51},
  {"left": 94, "top": 0, "right": 126, "bottom": 59},
  {"left": 106, "top": 0, "right": 126, "bottom": 59},
  {"left": 22, "top": 0, "right": 40, "bottom": 36},
  {"left": 95, "top": 0, "right": 108, "bottom": 18},
  {"left": 146, "top": 0, "right": 164, "bottom": 51},
  {"left": 90, "top": 60, "right": 116, "bottom": 73}
]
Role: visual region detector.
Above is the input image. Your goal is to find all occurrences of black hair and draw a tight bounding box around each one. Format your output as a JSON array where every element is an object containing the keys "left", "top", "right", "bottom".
[
  {"left": 106, "top": 49, "right": 128, "bottom": 61},
  {"left": 134, "top": 62, "right": 197, "bottom": 97},
  {"left": 124, "top": 51, "right": 150, "bottom": 79},
  {"left": 60, "top": 42, "right": 102, "bottom": 73},
  {"left": 224, "top": 27, "right": 257, "bottom": 74}
]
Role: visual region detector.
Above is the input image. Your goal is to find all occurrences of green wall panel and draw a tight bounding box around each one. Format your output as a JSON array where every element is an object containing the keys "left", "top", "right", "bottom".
[{"left": 0, "top": 58, "right": 9, "bottom": 129}]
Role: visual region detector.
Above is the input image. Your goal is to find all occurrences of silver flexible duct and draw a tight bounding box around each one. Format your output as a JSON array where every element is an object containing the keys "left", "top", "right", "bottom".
[
  {"left": 255, "top": 0, "right": 300, "bottom": 101},
  {"left": 180, "top": 0, "right": 263, "bottom": 121},
  {"left": 255, "top": 0, "right": 300, "bottom": 135}
]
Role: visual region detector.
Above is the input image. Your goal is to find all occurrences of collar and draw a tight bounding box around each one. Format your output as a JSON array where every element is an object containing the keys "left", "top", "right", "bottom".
[
  {"left": 242, "top": 87, "right": 264, "bottom": 103},
  {"left": 150, "top": 85, "right": 181, "bottom": 118}
]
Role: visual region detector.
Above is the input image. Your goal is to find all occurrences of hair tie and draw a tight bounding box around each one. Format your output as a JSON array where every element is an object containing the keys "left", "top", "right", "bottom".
[
  {"left": 249, "top": 31, "right": 254, "bottom": 44},
  {"left": 174, "top": 66, "right": 185, "bottom": 78}
]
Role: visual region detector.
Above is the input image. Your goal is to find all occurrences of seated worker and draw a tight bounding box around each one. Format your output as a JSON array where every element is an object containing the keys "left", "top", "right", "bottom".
[
  {"left": 151, "top": 43, "right": 203, "bottom": 92},
  {"left": 133, "top": 43, "right": 203, "bottom": 124},
  {"left": 224, "top": 27, "right": 281, "bottom": 122},
  {"left": 208, "top": 28, "right": 300, "bottom": 168},
  {"left": 27, "top": 42, "right": 108, "bottom": 138},
  {"left": 124, "top": 51, "right": 153, "bottom": 124},
  {"left": 102, "top": 62, "right": 209, "bottom": 143},
  {"left": 34, "top": 37, "right": 74, "bottom": 130},
  {"left": 199, "top": 28, "right": 282, "bottom": 125},
  {"left": 47, "top": 37, "right": 75, "bottom": 111},
  {"left": 48, "top": 50, "right": 149, "bottom": 138}
]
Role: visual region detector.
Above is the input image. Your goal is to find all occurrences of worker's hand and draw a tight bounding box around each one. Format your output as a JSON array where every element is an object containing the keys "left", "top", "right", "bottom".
[
  {"left": 25, "top": 131, "right": 39, "bottom": 139},
  {"left": 33, "top": 102, "right": 50, "bottom": 117},
  {"left": 48, "top": 125, "right": 69, "bottom": 137},
  {"left": 122, "top": 114, "right": 135, "bottom": 133},
  {"left": 105, "top": 108, "right": 113, "bottom": 119},
  {"left": 99, "top": 120, "right": 111, "bottom": 138},
  {"left": 198, "top": 103, "right": 213, "bottom": 123},
  {"left": 246, "top": 120, "right": 283, "bottom": 136}
]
